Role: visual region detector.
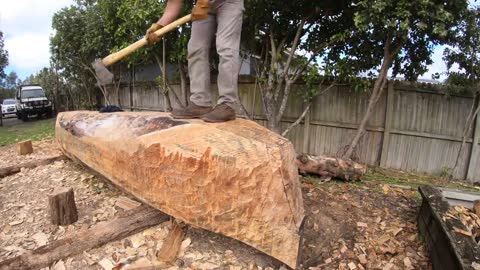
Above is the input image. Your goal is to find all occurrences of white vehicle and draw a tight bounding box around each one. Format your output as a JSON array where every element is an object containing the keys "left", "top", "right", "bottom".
[
  {"left": 1, "top": 99, "right": 17, "bottom": 117},
  {"left": 15, "top": 85, "right": 53, "bottom": 121}
]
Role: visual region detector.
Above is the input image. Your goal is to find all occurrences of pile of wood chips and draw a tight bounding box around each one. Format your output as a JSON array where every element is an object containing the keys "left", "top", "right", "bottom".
[{"left": 444, "top": 203, "right": 480, "bottom": 242}]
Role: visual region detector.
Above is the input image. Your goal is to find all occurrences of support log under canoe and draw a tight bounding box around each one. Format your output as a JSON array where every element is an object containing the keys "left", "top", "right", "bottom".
[{"left": 55, "top": 111, "right": 305, "bottom": 268}]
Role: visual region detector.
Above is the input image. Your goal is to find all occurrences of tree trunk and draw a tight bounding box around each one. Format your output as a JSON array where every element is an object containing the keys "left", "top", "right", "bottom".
[
  {"left": 178, "top": 61, "right": 189, "bottom": 107},
  {"left": 343, "top": 52, "right": 394, "bottom": 159},
  {"left": 454, "top": 94, "right": 480, "bottom": 177},
  {"left": 48, "top": 187, "right": 78, "bottom": 225},
  {"left": 0, "top": 206, "right": 168, "bottom": 270},
  {"left": 296, "top": 154, "right": 367, "bottom": 181}
]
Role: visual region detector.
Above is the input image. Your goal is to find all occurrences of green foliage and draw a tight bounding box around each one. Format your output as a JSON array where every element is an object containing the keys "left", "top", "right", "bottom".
[
  {"left": 1, "top": 71, "right": 20, "bottom": 91},
  {"left": 444, "top": 6, "right": 480, "bottom": 96},
  {"left": 350, "top": 0, "right": 469, "bottom": 80},
  {"left": 0, "top": 31, "right": 7, "bottom": 81},
  {"left": 49, "top": 0, "right": 190, "bottom": 109}
]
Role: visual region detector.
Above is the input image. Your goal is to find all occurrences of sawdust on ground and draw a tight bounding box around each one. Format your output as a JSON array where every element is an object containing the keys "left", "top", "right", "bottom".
[{"left": 0, "top": 140, "right": 431, "bottom": 269}]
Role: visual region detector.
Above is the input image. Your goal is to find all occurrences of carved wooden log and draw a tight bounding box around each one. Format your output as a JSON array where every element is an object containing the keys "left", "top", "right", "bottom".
[
  {"left": 296, "top": 154, "right": 367, "bottom": 181},
  {"left": 55, "top": 111, "right": 305, "bottom": 268}
]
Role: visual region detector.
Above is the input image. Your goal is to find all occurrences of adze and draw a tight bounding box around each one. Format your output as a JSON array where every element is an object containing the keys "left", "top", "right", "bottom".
[{"left": 92, "top": 14, "right": 192, "bottom": 85}]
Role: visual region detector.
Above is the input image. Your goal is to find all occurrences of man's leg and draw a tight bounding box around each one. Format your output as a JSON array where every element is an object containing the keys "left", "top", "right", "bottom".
[
  {"left": 200, "top": 0, "right": 243, "bottom": 123},
  {"left": 215, "top": 0, "right": 244, "bottom": 106},
  {"left": 188, "top": 14, "right": 216, "bottom": 107}
]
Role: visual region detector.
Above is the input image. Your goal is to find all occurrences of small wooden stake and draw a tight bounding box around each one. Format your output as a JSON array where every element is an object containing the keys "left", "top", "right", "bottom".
[
  {"left": 16, "top": 140, "right": 33, "bottom": 155},
  {"left": 473, "top": 200, "right": 480, "bottom": 217},
  {"left": 156, "top": 222, "right": 185, "bottom": 263},
  {"left": 48, "top": 187, "right": 78, "bottom": 225}
]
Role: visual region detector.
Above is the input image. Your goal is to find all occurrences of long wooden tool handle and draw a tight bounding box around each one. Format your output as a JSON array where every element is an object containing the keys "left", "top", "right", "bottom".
[{"left": 102, "top": 14, "right": 192, "bottom": 67}]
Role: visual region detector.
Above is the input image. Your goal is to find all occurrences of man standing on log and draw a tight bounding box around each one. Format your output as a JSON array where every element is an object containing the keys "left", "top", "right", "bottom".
[{"left": 145, "top": 0, "right": 244, "bottom": 123}]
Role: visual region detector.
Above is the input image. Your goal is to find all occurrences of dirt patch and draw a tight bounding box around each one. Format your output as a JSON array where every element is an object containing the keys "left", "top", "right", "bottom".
[
  {"left": 0, "top": 140, "right": 431, "bottom": 269},
  {"left": 300, "top": 179, "right": 430, "bottom": 269}
]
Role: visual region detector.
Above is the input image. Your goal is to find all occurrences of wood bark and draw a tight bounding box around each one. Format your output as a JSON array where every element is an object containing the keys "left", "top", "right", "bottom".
[
  {"left": 48, "top": 187, "right": 78, "bottom": 225},
  {"left": 55, "top": 111, "right": 305, "bottom": 268},
  {"left": 156, "top": 222, "right": 185, "bottom": 263},
  {"left": 16, "top": 140, "right": 33, "bottom": 155},
  {"left": 296, "top": 154, "right": 367, "bottom": 181},
  {"left": 0, "top": 206, "right": 168, "bottom": 270},
  {"left": 343, "top": 38, "right": 403, "bottom": 159},
  {"left": 0, "top": 155, "right": 67, "bottom": 178}
]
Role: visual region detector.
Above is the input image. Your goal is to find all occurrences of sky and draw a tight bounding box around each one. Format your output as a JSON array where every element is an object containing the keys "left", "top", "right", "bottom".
[
  {"left": 0, "top": 0, "right": 461, "bottom": 81},
  {"left": 0, "top": 0, "right": 74, "bottom": 79}
]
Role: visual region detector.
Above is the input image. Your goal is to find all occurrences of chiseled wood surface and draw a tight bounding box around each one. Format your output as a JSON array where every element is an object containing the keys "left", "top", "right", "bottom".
[{"left": 55, "top": 111, "right": 305, "bottom": 268}]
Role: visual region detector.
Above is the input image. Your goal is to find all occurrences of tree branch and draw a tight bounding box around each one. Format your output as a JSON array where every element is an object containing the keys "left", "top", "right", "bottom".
[{"left": 282, "top": 102, "right": 311, "bottom": 137}]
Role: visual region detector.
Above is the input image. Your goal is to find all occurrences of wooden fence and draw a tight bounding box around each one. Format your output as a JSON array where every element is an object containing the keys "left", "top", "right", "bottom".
[{"left": 115, "top": 78, "right": 480, "bottom": 182}]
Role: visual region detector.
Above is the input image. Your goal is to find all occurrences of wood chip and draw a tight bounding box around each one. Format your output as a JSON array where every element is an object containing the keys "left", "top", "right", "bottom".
[
  {"left": 404, "top": 257, "right": 413, "bottom": 268},
  {"left": 383, "top": 262, "right": 394, "bottom": 270},
  {"left": 115, "top": 196, "right": 141, "bottom": 211},
  {"left": 357, "top": 254, "right": 367, "bottom": 265},
  {"left": 124, "top": 258, "right": 165, "bottom": 270},
  {"left": 99, "top": 258, "right": 115, "bottom": 270},
  {"left": 453, "top": 226, "right": 473, "bottom": 237},
  {"left": 9, "top": 219, "right": 24, "bottom": 226},
  {"left": 129, "top": 234, "right": 145, "bottom": 248},
  {"left": 376, "top": 234, "right": 391, "bottom": 245},
  {"left": 348, "top": 262, "right": 357, "bottom": 269},
  {"left": 357, "top": 222, "right": 368, "bottom": 228},
  {"left": 51, "top": 260, "right": 66, "bottom": 270},
  {"left": 472, "top": 262, "right": 480, "bottom": 270},
  {"left": 32, "top": 232, "right": 48, "bottom": 247}
]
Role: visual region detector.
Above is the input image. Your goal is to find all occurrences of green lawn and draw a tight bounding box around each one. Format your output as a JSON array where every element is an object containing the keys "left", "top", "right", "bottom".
[{"left": 0, "top": 118, "right": 56, "bottom": 146}]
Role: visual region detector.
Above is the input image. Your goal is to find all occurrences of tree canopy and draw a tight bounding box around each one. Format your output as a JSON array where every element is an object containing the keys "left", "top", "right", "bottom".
[{"left": 0, "top": 31, "right": 9, "bottom": 82}]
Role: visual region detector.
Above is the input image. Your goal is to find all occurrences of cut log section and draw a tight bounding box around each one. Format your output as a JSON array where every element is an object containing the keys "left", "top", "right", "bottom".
[
  {"left": 0, "top": 206, "right": 168, "bottom": 270},
  {"left": 16, "top": 140, "right": 33, "bottom": 155},
  {"left": 55, "top": 111, "right": 305, "bottom": 268},
  {"left": 48, "top": 187, "right": 78, "bottom": 225},
  {"left": 156, "top": 222, "right": 185, "bottom": 264},
  {"left": 296, "top": 154, "right": 367, "bottom": 181},
  {"left": 0, "top": 155, "right": 67, "bottom": 178}
]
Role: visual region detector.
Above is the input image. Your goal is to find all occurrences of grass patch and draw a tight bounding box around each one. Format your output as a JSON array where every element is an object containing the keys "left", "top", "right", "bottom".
[
  {"left": 0, "top": 118, "right": 56, "bottom": 146},
  {"left": 365, "top": 167, "right": 480, "bottom": 192}
]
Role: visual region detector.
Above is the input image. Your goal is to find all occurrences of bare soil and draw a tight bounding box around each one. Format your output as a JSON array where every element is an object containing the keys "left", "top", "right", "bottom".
[{"left": 0, "top": 141, "right": 431, "bottom": 269}]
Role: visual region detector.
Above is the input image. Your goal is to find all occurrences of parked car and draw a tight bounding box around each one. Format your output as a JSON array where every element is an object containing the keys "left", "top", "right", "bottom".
[
  {"left": 15, "top": 85, "right": 53, "bottom": 121},
  {"left": 1, "top": 99, "right": 17, "bottom": 118}
]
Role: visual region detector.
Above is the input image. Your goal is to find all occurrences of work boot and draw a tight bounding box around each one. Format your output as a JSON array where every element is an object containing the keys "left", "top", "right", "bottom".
[
  {"left": 201, "top": 103, "right": 236, "bottom": 123},
  {"left": 171, "top": 103, "right": 213, "bottom": 119}
]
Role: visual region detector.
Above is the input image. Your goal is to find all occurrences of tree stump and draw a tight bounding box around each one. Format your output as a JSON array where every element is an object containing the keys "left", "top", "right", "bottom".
[
  {"left": 16, "top": 140, "right": 33, "bottom": 155},
  {"left": 48, "top": 187, "right": 78, "bottom": 225}
]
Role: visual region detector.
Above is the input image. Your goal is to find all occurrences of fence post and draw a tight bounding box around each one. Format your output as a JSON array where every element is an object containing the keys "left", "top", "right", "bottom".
[
  {"left": 303, "top": 107, "right": 312, "bottom": 154},
  {"left": 467, "top": 113, "right": 480, "bottom": 182},
  {"left": 380, "top": 81, "right": 394, "bottom": 167}
]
